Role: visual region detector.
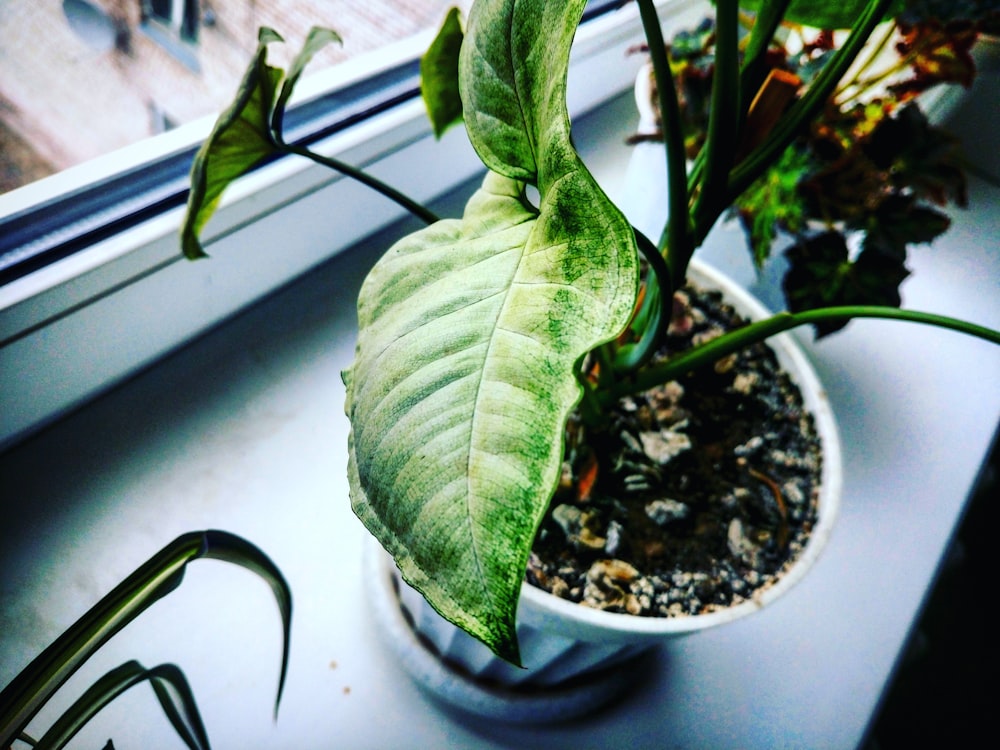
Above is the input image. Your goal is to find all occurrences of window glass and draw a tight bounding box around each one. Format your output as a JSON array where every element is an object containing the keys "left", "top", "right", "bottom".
[{"left": 0, "top": 0, "right": 455, "bottom": 195}]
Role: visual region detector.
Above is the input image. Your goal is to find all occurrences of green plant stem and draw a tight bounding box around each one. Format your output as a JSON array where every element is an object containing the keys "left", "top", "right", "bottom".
[
  {"left": 739, "top": 0, "right": 793, "bottom": 104},
  {"left": 723, "top": 0, "right": 894, "bottom": 215},
  {"left": 575, "top": 370, "right": 605, "bottom": 426},
  {"left": 636, "top": 0, "right": 690, "bottom": 289},
  {"left": 833, "top": 18, "right": 898, "bottom": 101},
  {"left": 284, "top": 144, "right": 440, "bottom": 225},
  {"left": 593, "top": 339, "right": 617, "bottom": 391},
  {"left": 613, "top": 228, "right": 674, "bottom": 372},
  {"left": 599, "top": 305, "right": 1000, "bottom": 404},
  {"left": 691, "top": 0, "right": 740, "bottom": 245},
  {"left": 686, "top": 0, "right": 792, "bottom": 238}
]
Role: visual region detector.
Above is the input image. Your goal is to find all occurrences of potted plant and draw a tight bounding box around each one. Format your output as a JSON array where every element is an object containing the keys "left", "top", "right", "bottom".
[
  {"left": 629, "top": 1, "right": 996, "bottom": 329},
  {"left": 180, "top": 0, "right": 999, "bottom": 720}
]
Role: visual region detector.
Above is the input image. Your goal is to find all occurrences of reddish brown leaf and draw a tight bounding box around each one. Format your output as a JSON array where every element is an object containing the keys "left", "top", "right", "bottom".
[{"left": 576, "top": 453, "right": 599, "bottom": 502}]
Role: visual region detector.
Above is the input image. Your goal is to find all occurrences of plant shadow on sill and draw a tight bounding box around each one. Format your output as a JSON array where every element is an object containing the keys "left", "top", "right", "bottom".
[
  {"left": 864, "top": 431, "right": 998, "bottom": 749},
  {"left": 428, "top": 647, "right": 663, "bottom": 736}
]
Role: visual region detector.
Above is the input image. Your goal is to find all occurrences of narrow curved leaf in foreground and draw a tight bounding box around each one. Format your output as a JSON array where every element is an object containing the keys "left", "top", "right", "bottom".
[
  {"left": 0, "top": 531, "right": 291, "bottom": 748},
  {"left": 34, "top": 661, "right": 210, "bottom": 750}
]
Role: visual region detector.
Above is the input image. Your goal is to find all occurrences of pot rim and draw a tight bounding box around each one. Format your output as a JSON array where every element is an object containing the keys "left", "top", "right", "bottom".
[{"left": 511, "top": 258, "right": 843, "bottom": 642}]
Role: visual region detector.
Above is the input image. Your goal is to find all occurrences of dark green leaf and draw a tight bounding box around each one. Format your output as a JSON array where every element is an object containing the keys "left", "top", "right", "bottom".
[
  {"left": 898, "top": 0, "right": 1000, "bottom": 26},
  {"left": 863, "top": 103, "right": 967, "bottom": 206},
  {"left": 732, "top": 144, "right": 810, "bottom": 265},
  {"left": 860, "top": 194, "right": 951, "bottom": 260},
  {"left": 738, "top": 0, "right": 904, "bottom": 29},
  {"left": 421, "top": 8, "right": 465, "bottom": 138},
  {"left": 783, "top": 231, "right": 909, "bottom": 335},
  {"left": 199, "top": 530, "right": 292, "bottom": 716},
  {"left": 797, "top": 100, "right": 888, "bottom": 225},
  {"left": 145, "top": 665, "right": 210, "bottom": 750},
  {"left": 783, "top": 231, "right": 851, "bottom": 308},
  {"left": 34, "top": 661, "right": 210, "bottom": 750},
  {"left": 181, "top": 28, "right": 285, "bottom": 259},
  {"left": 670, "top": 17, "right": 715, "bottom": 59}
]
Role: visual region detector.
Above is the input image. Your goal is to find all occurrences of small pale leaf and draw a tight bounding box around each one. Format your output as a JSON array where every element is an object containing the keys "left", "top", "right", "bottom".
[
  {"left": 181, "top": 29, "right": 285, "bottom": 259},
  {"left": 273, "top": 27, "right": 343, "bottom": 138}
]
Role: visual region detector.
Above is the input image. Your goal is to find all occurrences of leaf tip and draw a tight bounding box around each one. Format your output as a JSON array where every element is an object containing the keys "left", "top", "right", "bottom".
[
  {"left": 258, "top": 27, "right": 284, "bottom": 45},
  {"left": 421, "top": 6, "right": 465, "bottom": 140},
  {"left": 181, "top": 230, "right": 209, "bottom": 261}
]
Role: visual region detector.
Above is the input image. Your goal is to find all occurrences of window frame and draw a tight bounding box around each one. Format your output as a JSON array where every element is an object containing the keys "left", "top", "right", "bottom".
[{"left": 0, "top": 0, "right": 706, "bottom": 450}]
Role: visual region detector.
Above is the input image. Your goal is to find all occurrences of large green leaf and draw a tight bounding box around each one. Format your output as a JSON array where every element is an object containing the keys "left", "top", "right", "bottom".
[
  {"left": 738, "top": 0, "right": 904, "bottom": 29},
  {"left": 344, "top": 0, "right": 637, "bottom": 666}
]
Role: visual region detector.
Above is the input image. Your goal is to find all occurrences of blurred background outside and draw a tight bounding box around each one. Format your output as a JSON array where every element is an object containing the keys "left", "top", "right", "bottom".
[{"left": 0, "top": 0, "right": 454, "bottom": 194}]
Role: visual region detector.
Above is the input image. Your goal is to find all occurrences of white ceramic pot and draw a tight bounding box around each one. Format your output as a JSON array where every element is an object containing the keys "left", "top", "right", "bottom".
[{"left": 364, "top": 259, "right": 842, "bottom": 724}]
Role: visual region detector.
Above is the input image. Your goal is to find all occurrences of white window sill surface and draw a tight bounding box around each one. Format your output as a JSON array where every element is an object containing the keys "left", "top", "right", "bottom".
[{"left": 2, "top": 65, "right": 999, "bottom": 750}]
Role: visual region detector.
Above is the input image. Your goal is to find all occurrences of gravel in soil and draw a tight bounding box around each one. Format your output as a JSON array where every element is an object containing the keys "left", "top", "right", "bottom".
[{"left": 526, "top": 282, "right": 823, "bottom": 618}]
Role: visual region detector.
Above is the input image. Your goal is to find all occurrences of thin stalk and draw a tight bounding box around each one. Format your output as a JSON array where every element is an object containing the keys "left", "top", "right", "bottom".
[
  {"left": 686, "top": 0, "right": 792, "bottom": 232},
  {"left": 613, "top": 228, "right": 674, "bottom": 372},
  {"left": 284, "top": 144, "right": 440, "bottom": 226},
  {"left": 725, "top": 0, "right": 894, "bottom": 211},
  {"left": 691, "top": 0, "right": 741, "bottom": 246},
  {"left": 575, "top": 370, "right": 605, "bottom": 426},
  {"left": 637, "top": 0, "right": 691, "bottom": 287},
  {"left": 687, "top": 150, "right": 705, "bottom": 199},
  {"left": 600, "top": 306, "right": 1000, "bottom": 404},
  {"left": 615, "top": 281, "right": 664, "bottom": 372},
  {"left": 594, "top": 340, "right": 617, "bottom": 391},
  {"left": 833, "top": 18, "right": 897, "bottom": 101},
  {"left": 739, "top": 0, "right": 793, "bottom": 106}
]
